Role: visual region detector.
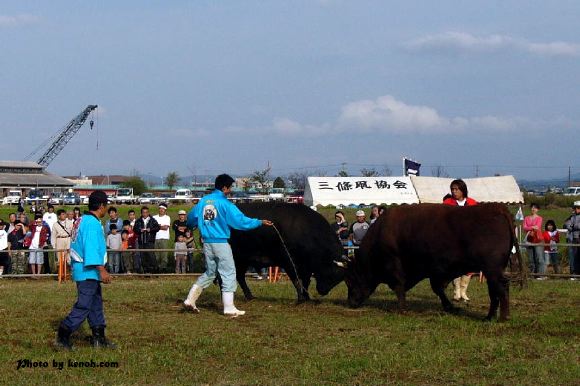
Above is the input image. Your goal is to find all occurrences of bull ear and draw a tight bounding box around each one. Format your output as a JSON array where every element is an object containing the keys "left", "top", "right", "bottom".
[{"left": 334, "top": 260, "right": 348, "bottom": 269}]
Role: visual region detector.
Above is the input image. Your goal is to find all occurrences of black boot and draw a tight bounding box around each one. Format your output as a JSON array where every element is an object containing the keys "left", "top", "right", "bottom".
[
  {"left": 90, "top": 326, "right": 117, "bottom": 349},
  {"left": 56, "top": 324, "right": 73, "bottom": 350}
]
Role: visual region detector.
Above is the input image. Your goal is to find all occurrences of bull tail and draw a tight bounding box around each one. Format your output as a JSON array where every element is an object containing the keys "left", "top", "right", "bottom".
[{"left": 507, "top": 211, "right": 527, "bottom": 288}]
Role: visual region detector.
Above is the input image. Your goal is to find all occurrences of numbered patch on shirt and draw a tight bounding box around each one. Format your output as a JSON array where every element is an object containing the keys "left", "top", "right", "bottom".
[{"left": 203, "top": 204, "right": 218, "bottom": 222}]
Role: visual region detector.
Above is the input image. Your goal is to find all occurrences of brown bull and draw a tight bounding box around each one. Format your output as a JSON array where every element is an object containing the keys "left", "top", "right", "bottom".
[{"left": 342, "top": 203, "right": 524, "bottom": 321}]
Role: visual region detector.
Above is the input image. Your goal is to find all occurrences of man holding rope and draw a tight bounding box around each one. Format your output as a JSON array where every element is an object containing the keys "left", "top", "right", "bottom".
[{"left": 183, "top": 174, "right": 273, "bottom": 317}]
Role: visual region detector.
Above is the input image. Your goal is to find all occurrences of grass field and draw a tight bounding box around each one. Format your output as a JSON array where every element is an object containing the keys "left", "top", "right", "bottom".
[{"left": 1, "top": 277, "right": 578, "bottom": 385}]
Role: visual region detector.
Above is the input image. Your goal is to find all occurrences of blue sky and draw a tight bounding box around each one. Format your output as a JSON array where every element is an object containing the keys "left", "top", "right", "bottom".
[{"left": 1, "top": 1, "right": 579, "bottom": 180}]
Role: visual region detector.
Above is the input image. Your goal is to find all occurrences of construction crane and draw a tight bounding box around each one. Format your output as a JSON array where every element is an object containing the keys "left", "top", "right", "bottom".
[{"left": 25, "top": 105, "right": 98, "bottom": 167}]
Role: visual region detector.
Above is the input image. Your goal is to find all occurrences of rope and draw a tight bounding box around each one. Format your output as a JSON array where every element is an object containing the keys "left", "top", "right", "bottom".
[{"left": 271, "top": 223, "right": 307, "bottom": 295}]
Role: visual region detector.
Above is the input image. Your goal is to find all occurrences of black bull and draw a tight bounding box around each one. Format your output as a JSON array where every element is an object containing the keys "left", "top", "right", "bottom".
[
  {"left": 230, "top": 202, "right": 345, "bottom": 302},
  {"left": 342, "top": 203, "right": 524, "bottom": 321}
]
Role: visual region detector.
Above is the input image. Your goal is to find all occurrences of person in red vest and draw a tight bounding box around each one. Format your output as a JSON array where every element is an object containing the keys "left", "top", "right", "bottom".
[{"left": 443, "top": 179, "right": 478, "bottom": 301}]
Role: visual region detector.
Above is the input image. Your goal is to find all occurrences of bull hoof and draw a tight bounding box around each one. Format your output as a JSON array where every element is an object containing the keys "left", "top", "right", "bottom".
[
  {"left": 295, "top": 298, "right": 309, "bottom": 305},
  {"left": 483, "top": 316, "right": 494, "bottom": 322},
  {"left": 244, "top": 295, "right": 256, "bottom": 301}
]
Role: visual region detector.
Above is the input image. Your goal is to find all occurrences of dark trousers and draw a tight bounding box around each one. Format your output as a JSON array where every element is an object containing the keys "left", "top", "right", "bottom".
[{"left": 62, "top": 280, "right": 106, "bottom": 332}]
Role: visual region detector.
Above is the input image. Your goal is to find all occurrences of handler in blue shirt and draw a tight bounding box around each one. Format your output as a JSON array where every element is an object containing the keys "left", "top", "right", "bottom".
[
  {"left": 56, "top": 190, "right": 116, "bottom": 349},
  {"left": 184, "top": 174, "right": 272, "bottom": 317}
]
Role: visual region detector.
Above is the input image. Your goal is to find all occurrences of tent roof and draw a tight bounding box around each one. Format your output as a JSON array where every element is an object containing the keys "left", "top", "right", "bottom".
[
  {"left": 304, "top": 177, "right": 419, "bottom": 207},
  {"left": 410, "top": 175, "right": 523, "bottom": 204}
]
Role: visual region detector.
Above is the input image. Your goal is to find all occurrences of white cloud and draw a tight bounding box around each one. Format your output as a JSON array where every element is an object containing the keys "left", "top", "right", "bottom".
[
  {"left": 167, "top": 128, "right": 211, "bottom": 138},
  {"left": 0, "top": 14, "right": 40, "bottom": 27},
  {"left": 224, "top": 95, "right": 529, "bottom": 137},
  {"left": 405, "top": 31, "right": 580, "bottom": 57}
]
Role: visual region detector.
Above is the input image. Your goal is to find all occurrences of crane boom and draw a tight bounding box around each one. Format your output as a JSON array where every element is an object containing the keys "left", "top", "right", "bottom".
[{"left": 35, "top": 105, "right": 98, "bottom": 167}]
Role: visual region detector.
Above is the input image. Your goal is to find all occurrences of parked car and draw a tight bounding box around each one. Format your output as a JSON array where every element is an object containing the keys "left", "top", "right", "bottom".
[
  {"left": 2, "top": 190, "right": 22, "bottom": 205},
  {"left": 63, "top": 192, "right": 81, "bottom": 205},
  {"left": 138, "top": 192, "right": 158, "bottom": 205},
  {"left": 48, "top": 192, "right": 63, "bottom": 205},
  {"left": 564, "top": 186, "right": 580, "bottom": 196}
]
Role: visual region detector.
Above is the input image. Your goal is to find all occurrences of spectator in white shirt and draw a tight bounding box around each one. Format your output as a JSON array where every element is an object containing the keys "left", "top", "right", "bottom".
[{"left": 153, "top": 203, "right": 171, "bottom": 272}]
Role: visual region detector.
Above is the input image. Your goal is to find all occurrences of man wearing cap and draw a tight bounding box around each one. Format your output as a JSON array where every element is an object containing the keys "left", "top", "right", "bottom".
[
  {"left": 183, "top": 174, "right": 273, "bottom": 317},
  {"left": 153, "top": 203, "right": 171, "bottom": 272},
  {"left": 56, "top": 190, "right": 116, "bottom": 350},
  {"left": 564, "top": 201, "right": 580, "bottom": 278},
  {"left": 172, "top": 210, "right": 189, "bottom": 241},
  {"left": 349, "top": 210, "right": 370, "bottom": 246}
]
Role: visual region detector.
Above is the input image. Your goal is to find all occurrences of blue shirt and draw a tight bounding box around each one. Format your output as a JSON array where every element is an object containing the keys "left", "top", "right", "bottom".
[
  {"left": 187, "top": 189, "right": 262, "bottom": 243},
  {"left": 70, "top": 213, "right": 107, "bottom": 281}
]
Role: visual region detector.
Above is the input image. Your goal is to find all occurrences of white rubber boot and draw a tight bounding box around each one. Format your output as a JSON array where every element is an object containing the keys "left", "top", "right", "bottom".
[
  {"left": 222, "top": 292, "right": 245, "bottom": 317},
  {"left": 184, "top": 284, "right": 203, "bottom": 313},
  {"left": 460, "top": 275, "right": 471, "bottom": 301},
  {"left": 452, "top": 277, "right": 461, "bottom": 301}
]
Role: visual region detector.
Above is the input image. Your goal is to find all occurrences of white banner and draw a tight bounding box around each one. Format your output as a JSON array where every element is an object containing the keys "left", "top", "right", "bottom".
[{"left": 304, "top": 176, "right": 419, "bottom": 207}]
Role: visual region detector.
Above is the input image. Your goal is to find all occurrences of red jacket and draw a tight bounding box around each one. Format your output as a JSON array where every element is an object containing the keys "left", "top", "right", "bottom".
[
  {"left": 542, "top": 230, "right": 559, "bottom": 252},
  {"left": 443, "top": 197, "right": 478, "bottom": 206},
  {"left": 23, "top": 224, "right": 50, "bottom": 248}
]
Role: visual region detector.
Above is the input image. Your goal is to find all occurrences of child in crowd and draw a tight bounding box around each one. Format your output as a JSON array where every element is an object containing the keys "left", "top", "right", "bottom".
[
  {"left": 24, "top": 214, "right": 50, "bottom": 275},
  {"left": 184, "top": 230, "right": 197, "bottom": 273},
  {"left": 120, "top": 230, "right": 133, "bottom": 274},
  {"left": 106, "top": 224, "right": 122, "bottom": 274},
  {"left": 0, "top": 220, "right": 9, "bottom": 275},
  {"left": 543, "top": 220, "right": 561, "bottom": 274},
  {"left": 174, "top": 234, "right": 188, "bottom": 274}
]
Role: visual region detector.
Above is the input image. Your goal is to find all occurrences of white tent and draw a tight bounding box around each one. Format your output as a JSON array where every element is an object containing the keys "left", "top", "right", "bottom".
[
  {"left": 410, "top": 175, "right": 523, "bottom": 203},
  {"left": 304, "top": 176, "right": 419, "bottom": 207}
]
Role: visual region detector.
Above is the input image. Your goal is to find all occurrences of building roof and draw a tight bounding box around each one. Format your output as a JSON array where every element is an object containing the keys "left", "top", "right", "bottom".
[
  {"left": 0, "top": 160, "right": 44, "bottom": 169},
  {"left": 0, "top": 160, "right": 73, "bottom": 188}
]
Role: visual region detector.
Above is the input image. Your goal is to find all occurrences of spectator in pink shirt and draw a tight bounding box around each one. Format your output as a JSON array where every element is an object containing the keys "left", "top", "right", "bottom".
[{"left": 523, "top": 203, "right": 545, "bottom": 278}]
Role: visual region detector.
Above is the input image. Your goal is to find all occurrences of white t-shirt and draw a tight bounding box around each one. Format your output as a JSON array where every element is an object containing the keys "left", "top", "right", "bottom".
[
  {"left": 0, "top": 230, "right": 7, "bottom": 250},
  {"left": 456, "top": 199, "right": 467, "bottom": 207},
  {"left": 43, "top": 212, "right": 58, "bottom": 230},
  {"left": 154, "top": 214, "right": 171, "bottom": 240},
  {"left": 30, "top": 225, "right": 43, "bottom": 249}
]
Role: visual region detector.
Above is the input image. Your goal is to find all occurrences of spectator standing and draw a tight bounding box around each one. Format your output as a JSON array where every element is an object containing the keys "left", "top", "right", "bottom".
[
  {"left": 73, "top": 207, "right": 82, "bottom": 220},
  {"left": 8, "top": 221, "right": 27, "bottom": 273},
  {"left": 120, "top": 230, "right": 133, "bottom": 274},
  {"left": 564, "top": 201, "right": 580, "bottom": 278},
  {"left": 104, "top": 207, "right": 123, "bottom": 235},
  {"left": 24, "top": 214, "right": 50, "bottom": 275},
  {"left": 184, "top": 229, "right": 197, "bottom": 273},
  {"left": 51, "top": 209, "right": 73, "bottom": 273},
  {"left": 0, "top": 220, "right": 10, "bottom": 275},
  {"left": 542, "top": 220, "right": 561, "bottom": 274},
  {"left": 172, "top": 210, "right": 189, "bottom": 241},
  {"left": 443, "top": 179, "right": 478, "bottom": 301},
  {"left": 17, "top": 197, "right": 25, "bottom": 214},
  {"left": 7, "top": 213, "right": 17, "bottom": 234},
  {"left": 331, "top": 211, "right": 349, "bottom": 246},
  {"left": 183, "top": 174, "right": 273, "bottom": 317},
  {"left": 133, "top": 206, "right": 160, "bottom": 273},
  {"left": 56, "top": 190, "right": 116, "bottom": 350},
  {"left": 369, "top": 205, "right": 386, "bottom": 224},
  {"left": 106, "top": 224, "right": 122, "bottom": 274},
  {"left": 127, "top": 209, "right": 137, "bottom": 227},
  {"left": 43, "top": 205, "right": 58, "bottom": 231},
  {"left": 524, "top": 203, "right": 545, "bottom": 278},
  {"left": 349, "top": 210, "right": 370, "bottom": 246},
  {"left": 174, "top": 234, "right": 188, "bottom": 274},
  {"left": 153, "top": 203, "right": 171, "bottom": 272}
]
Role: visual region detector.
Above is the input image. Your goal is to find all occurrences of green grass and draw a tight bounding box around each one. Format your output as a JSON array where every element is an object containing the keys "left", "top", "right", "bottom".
[{"left": 0, "top": 277, "right": 578, "bottom": 385}]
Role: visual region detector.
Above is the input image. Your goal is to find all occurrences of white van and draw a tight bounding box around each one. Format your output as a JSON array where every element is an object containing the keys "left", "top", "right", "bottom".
[
  {"left": 2, "top": 190, "right": 22, "bottom": 205},
  {"left": 564, "top": 187, "right": 580, "bottom": 196}
]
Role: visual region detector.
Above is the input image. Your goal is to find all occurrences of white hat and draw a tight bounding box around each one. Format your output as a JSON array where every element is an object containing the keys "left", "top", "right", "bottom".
[
  {"left": 178, "top": 210, "right": 187, "bottom": 215},
  {"left": 355, "top": 210, "right": 365, "bottom": 217},
  {"left": 574, "top": 201, "right": 580, "bottom": 208},
  {"left": 159, "top": 203, "right": 168, "bottom": 209}
]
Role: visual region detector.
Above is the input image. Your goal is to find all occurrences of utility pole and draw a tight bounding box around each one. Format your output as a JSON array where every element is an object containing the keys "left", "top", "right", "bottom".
[
  {"left": 568, "top": 166, "right": 571, "bottom": 187},
  {"left": 475, "top": 165, "right": 480, "bottom": 177}
]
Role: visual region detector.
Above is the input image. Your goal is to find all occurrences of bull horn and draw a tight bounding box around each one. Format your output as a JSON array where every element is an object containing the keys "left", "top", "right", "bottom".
[{"left": 334, "top": 260, "right": 347, "bottom": 268}]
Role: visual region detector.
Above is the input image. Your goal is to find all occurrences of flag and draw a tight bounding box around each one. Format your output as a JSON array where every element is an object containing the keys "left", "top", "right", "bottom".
[
  {"left": 404, "top": 158, "right": 421, "bottom": 176},
  {"left": 515, "top": 206, "right": 524, "bottom": 221}
]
